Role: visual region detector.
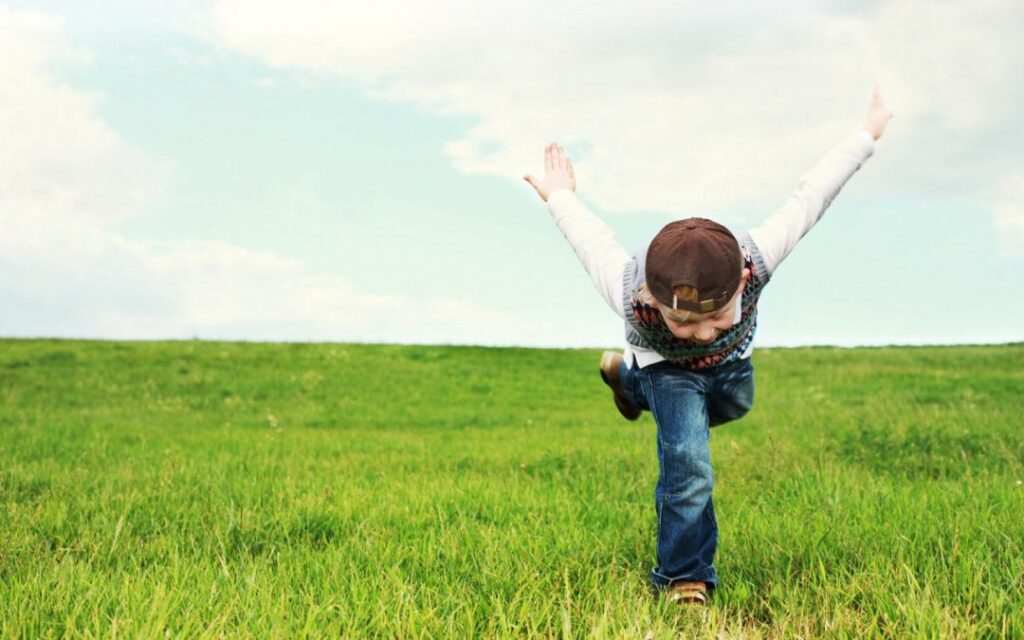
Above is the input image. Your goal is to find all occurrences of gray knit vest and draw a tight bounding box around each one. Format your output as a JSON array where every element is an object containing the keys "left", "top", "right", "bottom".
[{"left": 623, "top": 231, "right": 770, "bottom": 370}]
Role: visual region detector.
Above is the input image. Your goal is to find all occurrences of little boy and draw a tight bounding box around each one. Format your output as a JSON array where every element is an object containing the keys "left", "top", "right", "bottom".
[{"left": 523, "top": 88, "right": 893, "bottom": 604}]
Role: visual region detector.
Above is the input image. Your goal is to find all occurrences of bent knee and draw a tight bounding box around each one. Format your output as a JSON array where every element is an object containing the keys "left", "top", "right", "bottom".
[
  {"left": 711, "top": 388, "right": 753, "bottom": 426},
  {"left": 726, "top": 396, "right": 753, "bottom": 420}
]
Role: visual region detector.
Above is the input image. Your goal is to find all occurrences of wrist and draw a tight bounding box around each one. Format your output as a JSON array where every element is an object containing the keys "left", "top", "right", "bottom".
[{"left": 547, "top": 189, "right": 577, "bottom": 214}]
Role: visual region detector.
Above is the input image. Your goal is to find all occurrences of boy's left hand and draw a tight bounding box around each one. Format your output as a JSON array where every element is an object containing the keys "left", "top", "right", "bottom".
[
  {"left": 524, "top": 143, "right": 576, "bottom": 202},
  {"left": 863, "top": 86, "right": 894, "bottom": 141}
]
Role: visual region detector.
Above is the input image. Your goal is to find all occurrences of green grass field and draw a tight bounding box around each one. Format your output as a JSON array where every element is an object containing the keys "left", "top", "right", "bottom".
[{"left": 1, "top": 339, "right": 1022, "bottom": 638}]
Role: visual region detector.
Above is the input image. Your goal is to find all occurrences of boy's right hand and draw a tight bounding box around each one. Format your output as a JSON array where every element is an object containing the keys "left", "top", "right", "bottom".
[{"left": 523, "top": 142, "right": 576, "bottom": 202}]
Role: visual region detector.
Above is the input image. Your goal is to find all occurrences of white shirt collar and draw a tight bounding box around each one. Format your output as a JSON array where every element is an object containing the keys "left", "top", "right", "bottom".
[{"left": 732, "top": 291, "right": 743, "bottom": 325}]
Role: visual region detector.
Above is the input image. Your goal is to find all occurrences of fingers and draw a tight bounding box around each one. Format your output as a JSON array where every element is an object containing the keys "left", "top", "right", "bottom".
[
  {"left": 871, "top": 85, "right": 889, "bottom": 111},
  {"left": 540, "top": 141, "right": 573, "bottom": 193},
  {"left": 544, "top": 142, "right": 571, "bottom": 173}
]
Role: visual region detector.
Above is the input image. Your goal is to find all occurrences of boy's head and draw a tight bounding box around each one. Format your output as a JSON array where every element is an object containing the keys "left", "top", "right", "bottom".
[{"left": 644, "top": 218, "right": 749, "bottom": 343}]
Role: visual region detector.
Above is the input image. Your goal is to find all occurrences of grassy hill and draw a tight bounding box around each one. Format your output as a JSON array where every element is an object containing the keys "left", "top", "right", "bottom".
[{"left": 1, "top": 339, "right": 1022, "bottom": 638}]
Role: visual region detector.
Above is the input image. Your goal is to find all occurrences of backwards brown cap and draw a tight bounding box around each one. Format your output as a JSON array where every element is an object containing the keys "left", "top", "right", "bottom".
[{"left": 645, "top": 218, "right": 742, "bottom": 313}]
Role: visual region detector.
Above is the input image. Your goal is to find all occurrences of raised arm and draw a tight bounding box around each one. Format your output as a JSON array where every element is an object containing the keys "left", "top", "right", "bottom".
[
  {"left": 524, "top": 143, "right": 629, "bottom": 318},
  {"left": 749, "top": 87, "right": 893, "bottom": 275}
]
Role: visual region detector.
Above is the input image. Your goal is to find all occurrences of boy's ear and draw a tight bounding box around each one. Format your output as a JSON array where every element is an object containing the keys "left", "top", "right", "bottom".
[{"left": 738, "top": 268, "right": 751, "bottom": 292}]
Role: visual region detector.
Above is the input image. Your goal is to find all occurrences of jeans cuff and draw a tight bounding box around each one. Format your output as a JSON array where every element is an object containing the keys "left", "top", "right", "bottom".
[{"left": 650, "top": 567, "right": 719, "bottom": 589}]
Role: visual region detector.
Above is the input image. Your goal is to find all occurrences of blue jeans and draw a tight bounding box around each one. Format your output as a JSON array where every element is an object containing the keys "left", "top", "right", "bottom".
[{"left": 618, "top": 356, "right": 755, "bottom": 589}]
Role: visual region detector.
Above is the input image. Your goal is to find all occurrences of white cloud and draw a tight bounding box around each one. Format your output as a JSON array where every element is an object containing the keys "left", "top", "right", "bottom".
[
  {"left": 0, "top": 211, "right": 538, "bottom": 343},
  {"left": 0, "top": 5, "right": 544, "bottom": 345},
  {"left": 0, "top": 7, "right": 168, "bottom": 224},
  {"left": 993, "top": 173, "right": 1024, "bottom": 258},
  {"left": 198, "top": 0, "right": 1024, "bottom": 235},
  {"left": 167, "top": 45, "right": 213, "bottom": 67}
]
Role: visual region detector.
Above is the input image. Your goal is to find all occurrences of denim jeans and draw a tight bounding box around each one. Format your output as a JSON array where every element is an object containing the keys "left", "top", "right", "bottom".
[{"left": 618, "top": 356, "right": 755, "bottom": 589}]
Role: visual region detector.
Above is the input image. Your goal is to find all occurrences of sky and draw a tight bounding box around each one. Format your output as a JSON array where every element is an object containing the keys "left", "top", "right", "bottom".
[{"left": 1, "top": 0, "right": 1022, "bottom": 349}]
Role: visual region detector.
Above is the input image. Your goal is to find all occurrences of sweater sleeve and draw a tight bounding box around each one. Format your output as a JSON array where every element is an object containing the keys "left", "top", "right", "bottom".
[
  {"left": 748, "top": 130, "right": 876, "bottom": 276},
  {"left": 546, "top": 189, "right": 629, "bottom": 319}
]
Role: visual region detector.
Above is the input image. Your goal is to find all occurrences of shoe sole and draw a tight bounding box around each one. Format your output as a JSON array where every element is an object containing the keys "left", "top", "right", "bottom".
[{"left": 600, "top": 351, "right": 642, "bottom": 421}]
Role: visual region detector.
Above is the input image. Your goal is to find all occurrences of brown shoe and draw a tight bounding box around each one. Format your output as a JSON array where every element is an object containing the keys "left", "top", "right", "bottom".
[
  {"left": 664, "top": 581, "right": 708, "bottom": 605},
  {"left": 599, "top": 351, "right": 642, "bottom": 421}
]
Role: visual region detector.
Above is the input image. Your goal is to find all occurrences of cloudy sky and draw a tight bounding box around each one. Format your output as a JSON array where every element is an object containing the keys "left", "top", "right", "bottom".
[{"left": 1, "top": 0, "right": 1022, "bottom": 348}]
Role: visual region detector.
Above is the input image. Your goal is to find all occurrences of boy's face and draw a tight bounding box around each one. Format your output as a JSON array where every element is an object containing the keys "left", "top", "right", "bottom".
[{"left": 651, "top": 268, "right": 750, "bottom": 344}]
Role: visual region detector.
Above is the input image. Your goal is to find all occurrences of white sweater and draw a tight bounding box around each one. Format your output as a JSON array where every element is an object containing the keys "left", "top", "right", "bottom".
[{"left": 546, "top": 129, "right": 877, "bottom": 368}]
